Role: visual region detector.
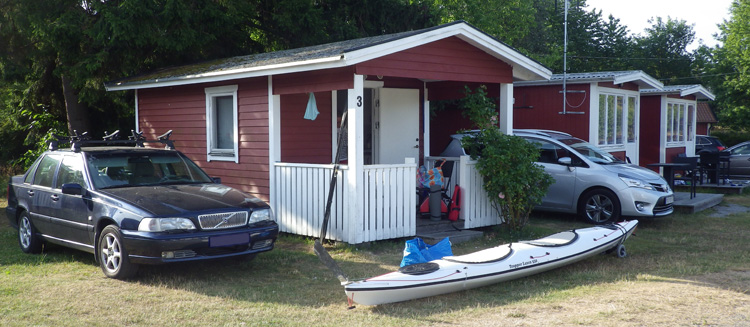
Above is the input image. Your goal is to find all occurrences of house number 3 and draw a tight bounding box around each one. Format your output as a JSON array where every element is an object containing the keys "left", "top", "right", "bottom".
[{"left": 357, "top": 96, "right": 362, "bottom": 107}]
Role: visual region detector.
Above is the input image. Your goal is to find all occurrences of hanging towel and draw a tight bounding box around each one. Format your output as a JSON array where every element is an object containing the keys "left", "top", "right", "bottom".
[{"left": 304, "top": 92, "right": 319, "bottom": 120}]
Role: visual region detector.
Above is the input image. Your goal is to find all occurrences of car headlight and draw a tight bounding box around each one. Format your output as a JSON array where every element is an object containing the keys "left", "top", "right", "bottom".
[
  {"left": 138, "top": 218, "right": 196, "bottom": 232},
  {"left": 619, "top": 174, "right": 654, "bottom": 190},
  {"left": 249, "top": 208, "right": 272, "bottom": 224}
]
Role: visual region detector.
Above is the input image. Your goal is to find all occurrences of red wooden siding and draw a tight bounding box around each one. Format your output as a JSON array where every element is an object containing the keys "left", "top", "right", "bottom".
[
  {"left": 513, "top": 84, "right": 591, "bottom": 140},
  {"left": 665, "top": 147, "right": 685, "bottom": 162},
  {"left": 598, "top": 81, "right": 639, "bottom": 91},
  {"left": 610, "top": 151, "right": 627, "bottom": 162},
  {"left": 280, "top": 92, "right": 332, "bottom": 163},
  {"left": 273, "top": 67, "right": 355, "bottom": 95},
  {"left": 696, "top": 124, "right": 709, "bottom": 135},
  {"left": 356, "top": 37, "right": 513, "bottom": 84},
  {"left": 427, "top": 81, "right": 500, "bottom": 101},
  {"left": 639, "top": 95, "right": 661, "bottom": 169},
  {"left": 137, "top": 77, "right": 272, "bottom": 201}
]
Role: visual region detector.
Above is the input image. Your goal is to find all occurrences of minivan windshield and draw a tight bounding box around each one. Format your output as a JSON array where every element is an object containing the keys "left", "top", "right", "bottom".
[{"left": 559, "top": 138, "right": 625, "bottom": 164}]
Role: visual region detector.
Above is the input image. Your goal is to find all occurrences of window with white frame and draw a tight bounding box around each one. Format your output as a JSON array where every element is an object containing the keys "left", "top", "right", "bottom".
[
  {"left": 666, "top": 101, "right": 694, "bottom": 145},
  {"left": 205, "top": 85, "right": 239, "bottom": 162},
  {"left": 598, "top": 94, "right": 636, "bottom": 146}
]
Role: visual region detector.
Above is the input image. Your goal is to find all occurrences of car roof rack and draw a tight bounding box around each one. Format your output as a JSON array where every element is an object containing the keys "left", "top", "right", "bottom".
[{"left": 48, "top": 130, "right": 175, "bottom": 152}]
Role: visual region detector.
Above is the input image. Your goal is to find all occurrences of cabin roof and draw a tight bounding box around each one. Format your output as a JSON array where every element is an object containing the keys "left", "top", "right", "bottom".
[{"left": 106, "top": 21, "right": 552, "bottom": 91}]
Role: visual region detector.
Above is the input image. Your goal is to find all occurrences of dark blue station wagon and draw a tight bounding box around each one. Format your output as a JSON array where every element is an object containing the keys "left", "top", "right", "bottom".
[{"left": 5, "top": 136, "right": 278, "bottom": 279}]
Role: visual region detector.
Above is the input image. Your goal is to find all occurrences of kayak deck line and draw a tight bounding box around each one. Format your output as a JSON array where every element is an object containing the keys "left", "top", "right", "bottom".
[{"left": 344, "top": 220, "right": 639, "bottom": 305}]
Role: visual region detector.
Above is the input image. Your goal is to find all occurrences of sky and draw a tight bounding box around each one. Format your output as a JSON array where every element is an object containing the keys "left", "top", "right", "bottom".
[{"left": 585, "top": 0, "right": 734, "bottom": 49}]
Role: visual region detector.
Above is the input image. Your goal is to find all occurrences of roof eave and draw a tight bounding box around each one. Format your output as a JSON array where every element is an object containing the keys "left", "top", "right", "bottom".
[{"left": 105, "top": 55, "right": 346, "bottom": 91}]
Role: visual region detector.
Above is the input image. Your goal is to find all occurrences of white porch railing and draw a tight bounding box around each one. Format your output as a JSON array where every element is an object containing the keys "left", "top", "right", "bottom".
[
  {"left": 272, "top": 160, "right": 417, "bottom": 244},
  {"left": 273, "top": 163, "right": 350, "bottom": 241},
  {"left": 424, "top": 156, "right": 502, "bottom": 229}
]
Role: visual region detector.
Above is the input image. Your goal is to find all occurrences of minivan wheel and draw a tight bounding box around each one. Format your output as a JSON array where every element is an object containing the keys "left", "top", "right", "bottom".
[
  {"left": 18, "top": 212, "right": 43, "bottom": 254},
  {"left": 579, "top": 189, "right": 620, "bottom": 224},
  {"left": 98, "top": 225, "right": 138, "bottom": 279}
]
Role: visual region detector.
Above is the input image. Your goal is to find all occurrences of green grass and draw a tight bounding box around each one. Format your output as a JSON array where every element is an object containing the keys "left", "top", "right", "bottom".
[{"left": 1, "top": 197, "right": 749, "bottom": 326}]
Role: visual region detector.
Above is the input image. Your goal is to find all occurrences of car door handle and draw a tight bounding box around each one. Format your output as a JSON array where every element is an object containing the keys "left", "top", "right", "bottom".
[
  {"left": 50, "top": 194, "right": 59, "bottom": 201},
  {"left": 27, "top": 190, "right": 34, "bottom": 196}
]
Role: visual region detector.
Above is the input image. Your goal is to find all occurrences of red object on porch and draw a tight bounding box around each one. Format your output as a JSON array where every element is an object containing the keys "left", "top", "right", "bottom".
[{"left": 448, "top": 185, "right": 461, "bottom": 221}]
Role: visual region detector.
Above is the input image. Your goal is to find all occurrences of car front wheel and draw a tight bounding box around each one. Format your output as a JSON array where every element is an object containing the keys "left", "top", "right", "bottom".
[
  {"left": 98, "top": 225, "right": 138, "bottom": 279},
  {"left": 18, "top": 212, "right": 43, "bottom": 254},
  {"left": 579, "top": 188, "right": 620, "bottom": 224}
]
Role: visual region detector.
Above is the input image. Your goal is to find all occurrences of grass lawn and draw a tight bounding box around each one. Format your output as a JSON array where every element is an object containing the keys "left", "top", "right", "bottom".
[{"left": 1, "top": 197, "right": 749, "bottom": 326}]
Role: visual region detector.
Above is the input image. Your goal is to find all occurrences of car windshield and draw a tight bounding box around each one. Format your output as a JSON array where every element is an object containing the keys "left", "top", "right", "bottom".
[
  {"left": 558, "top": 138, "right": 624, "bottom": 164},
  {"left": 86, "top": 151, "right": 213, "bottom": 189}
]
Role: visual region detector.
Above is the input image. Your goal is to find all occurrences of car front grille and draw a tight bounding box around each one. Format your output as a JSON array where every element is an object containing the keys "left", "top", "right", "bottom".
[
  {"left": 198, "top": 211, "right": 248, "bottom": 230},
  {"left": 653, "top": 196, "right": 674, "bottom": 215},
  {"left": 650, "top": 183, "right": 670, "bottom": 193}
]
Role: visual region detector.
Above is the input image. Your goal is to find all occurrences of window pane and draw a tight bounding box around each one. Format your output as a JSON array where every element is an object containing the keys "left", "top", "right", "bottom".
[
  {"left": 607, "top": 95, "right": 615, "bottom": 144},
  {"left": 688, "top": 105, "right": 694, "bottom": 141},
  {"left": 616, "top": 96, "right": 623, "bottom": 144},
  {"left": 598, "top": 94, "right": 606, "bottom": 145},
  {"left": 57, "top": 156, "right": 85, "bottom": 187},
  {"left": 33, "top": 155, "right": 61, "bottom": 188},
  {"left": 627, "top": 96, "right": 636, "bottom": 143},
  {"left": 666, "top": 104, "right": 673, "bottom": 142},
  {"left": 214, "top": 96, "right": 234, "bottom": 150},
  {"left": 678, "top": 104, "right": 685, "bottom": 142}
]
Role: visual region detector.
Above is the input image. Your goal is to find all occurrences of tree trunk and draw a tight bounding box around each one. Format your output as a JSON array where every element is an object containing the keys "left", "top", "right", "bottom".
[{"left": 61, "top": 74, "right": 91, "bottom": 135}]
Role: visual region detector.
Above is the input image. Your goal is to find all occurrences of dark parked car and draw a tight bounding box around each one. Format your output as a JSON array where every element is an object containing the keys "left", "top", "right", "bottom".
[
  {"left": 695, "top": 135, "right": 726, "bottom": 154},
  {"left": 5, "top": 132, "right": 278, "bottom": 279},
  {"left": 723, "top": 141, "right": 750, "bottom": 177}
]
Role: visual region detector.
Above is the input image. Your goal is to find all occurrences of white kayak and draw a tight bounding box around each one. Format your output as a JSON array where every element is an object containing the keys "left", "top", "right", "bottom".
[{"left": 344, "top": 220, "right": 638, "bottom": 306}]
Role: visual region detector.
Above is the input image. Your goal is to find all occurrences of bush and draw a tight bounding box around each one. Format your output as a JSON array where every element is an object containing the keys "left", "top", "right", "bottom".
[
  {"left": 460, "top": 86, "right": 553, "bottom": 231},
  {"left": 710, "top": 128, "right": 750, "bottom": 148}
]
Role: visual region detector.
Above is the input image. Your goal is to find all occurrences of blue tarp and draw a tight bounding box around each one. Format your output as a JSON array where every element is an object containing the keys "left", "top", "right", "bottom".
[{"left": 400, "top": 237, "right": 453, "bottom": 267}]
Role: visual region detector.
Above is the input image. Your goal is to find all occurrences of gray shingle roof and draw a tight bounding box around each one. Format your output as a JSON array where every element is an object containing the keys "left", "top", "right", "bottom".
[{"left": 106, "top": 21, "right": 551, "bottom": 91}]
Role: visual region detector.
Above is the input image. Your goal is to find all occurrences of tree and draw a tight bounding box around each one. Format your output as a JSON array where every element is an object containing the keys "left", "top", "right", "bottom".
[
  {"left": 710, "top": 0, "right": 750, "bottom": 128},
  {"left": 0, "top": 0, "right": 439, "bottom": 165},
  {"left": 460, "top": 86, "right": 553, "bottom": 231},
  {"left": 632, "top": 17, "right": 696, "bottom": 83},
  {"left": 435, "top": 0, "right": 536, "bottom": 46}
]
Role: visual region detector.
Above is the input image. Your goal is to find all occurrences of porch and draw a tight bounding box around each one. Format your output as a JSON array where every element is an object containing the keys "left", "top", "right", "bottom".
[{"left": 272, "top": 156, "right": 501, "bottom": 244}]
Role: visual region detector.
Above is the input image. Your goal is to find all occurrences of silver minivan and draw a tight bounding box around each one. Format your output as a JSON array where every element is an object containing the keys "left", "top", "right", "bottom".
[{"left": 441, "top": 130, "right": 674, "bottom": 224}]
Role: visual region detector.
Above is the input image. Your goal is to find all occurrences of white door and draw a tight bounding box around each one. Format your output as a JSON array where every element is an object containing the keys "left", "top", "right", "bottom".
[{"left": 377, "top": 88, "right": 420, "bottom": 164}]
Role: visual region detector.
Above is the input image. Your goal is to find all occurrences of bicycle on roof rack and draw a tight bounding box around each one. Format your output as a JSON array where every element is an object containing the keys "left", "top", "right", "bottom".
[{"left": 48, "top": 129, "right": 175, "bottom": 152}]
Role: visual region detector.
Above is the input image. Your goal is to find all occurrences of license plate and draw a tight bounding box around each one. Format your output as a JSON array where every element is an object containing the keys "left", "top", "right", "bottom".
[
  {"left": 210, "top": 233, "right": 250, "bottom": 247},
  {"left": 665, "top": 195, "right": 674, "bottom": 204}
]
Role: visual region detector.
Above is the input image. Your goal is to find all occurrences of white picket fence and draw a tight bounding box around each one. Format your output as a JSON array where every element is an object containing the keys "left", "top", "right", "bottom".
[
  {"left": 272, "top": 156, "right": 500, "bottom": 244},
  {"left": 272, "top": 161, "right": 417, "bottom": 243},
  {"left": 424, "top": 156, "right": 502, "bottom": 229}
]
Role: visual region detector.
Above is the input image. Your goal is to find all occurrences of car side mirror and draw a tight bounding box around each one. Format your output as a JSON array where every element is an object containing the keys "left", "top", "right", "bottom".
[
  {"left": 558, "top": 157, "right": 572, "bottom": 166},
  {"left": 61, "top": 183, "right": 84, "bottom": 195},
  {"left": 212, "top": 177, "right": 222, "bottom": 184}
]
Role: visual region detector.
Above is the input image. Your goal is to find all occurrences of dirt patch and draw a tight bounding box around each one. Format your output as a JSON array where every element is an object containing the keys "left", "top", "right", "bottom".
[{"left": 708, "top": 203, "right": 750, "bottom": 218}]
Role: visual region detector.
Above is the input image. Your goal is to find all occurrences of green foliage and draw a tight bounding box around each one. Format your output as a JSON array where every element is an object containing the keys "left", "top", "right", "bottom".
[
  {"left": 460, "top": 86, "right": 553, "bottom": 231},
  {"left": 708, "top": 128, "right": 750, "bottom": 148},
  {"left": 709, "top": 0, "right": 750, "bottom": 129},
  {"left": 632, "top": 17, "right": 696, "bottom": 83}
]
